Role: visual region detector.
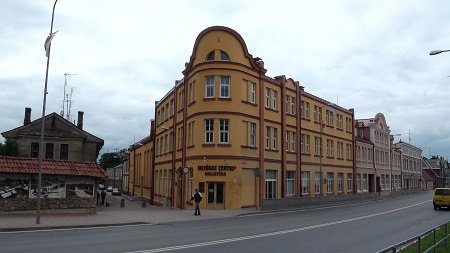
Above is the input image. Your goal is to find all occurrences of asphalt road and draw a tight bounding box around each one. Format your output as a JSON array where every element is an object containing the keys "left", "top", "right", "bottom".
[{"left": 1, "top": 191, "right": 448, "bottom": 253}]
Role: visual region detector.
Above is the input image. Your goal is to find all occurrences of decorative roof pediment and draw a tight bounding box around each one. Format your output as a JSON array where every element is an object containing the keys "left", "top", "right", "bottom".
[{"left": 183, "top": 26, "right": 267, "bottom": 75}]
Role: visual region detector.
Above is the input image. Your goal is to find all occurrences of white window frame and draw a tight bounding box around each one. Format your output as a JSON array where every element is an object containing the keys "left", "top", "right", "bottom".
[
  {"left": 265, "top": 88, "right": 270, "bottom": 108},
  {"left": 249, "top": 82, "right": 256, "bottom": 104},
  {"left": 327, "top": 172, "right": 334, "bottom": 194},
  {"left": 265, "top": 170, "right": 277, "bottom": 199},
  {"left": 265, "top": 126, "right": 271, "bottom": 149},
  {"left": 205, "top": 76, "right": 214, "bottom": 98},
  {"left": 219, "top": 119, "right": 229, "bottom": 143},
  {"left": 249, "top": 122, "right": 256, "bottom": 147},
  {"left": 315, "top": 172, "right": 321, "bottom": 194},
  {"left": 271, "top": 90, "right": 277, "bottom": 110},
  {"left": 286, "top": 171, "right": 295, "bottom": 197},
  {"left": 272, "top": 128, "right": 278, "bottom": 150},
  {"left": 302, "top": 171, "right": 310, "bottom": 195},
  {"left": 347, "top": 173, "right": 352, "bottom": 192},
  {"left": 205, "top": 119, "right": 214, "bottom": 144},
  {"left": 338, "top": 173, "right": 343, "bottom": 193},
  {"left": 220, "top": 76, "right": 230, "bottom": 98}
]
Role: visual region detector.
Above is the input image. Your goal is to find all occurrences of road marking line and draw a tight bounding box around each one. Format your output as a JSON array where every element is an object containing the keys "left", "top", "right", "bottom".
[
  {"left": 126, "top": 200, "right": 430, "bottom": 253},
  {"left": 0, "top": 223, "right": 153, "bottom": 234}
]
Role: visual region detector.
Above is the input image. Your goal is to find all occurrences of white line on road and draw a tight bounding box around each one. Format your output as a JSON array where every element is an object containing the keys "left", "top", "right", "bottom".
[{"left": 126, "top": 200, "right": 430, "bottom": 253}]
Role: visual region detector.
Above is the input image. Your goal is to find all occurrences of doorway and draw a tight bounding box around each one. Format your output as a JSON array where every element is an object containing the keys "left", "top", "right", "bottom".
[{"left": 207, "top": 182, "right": 225, "bottom": 210}]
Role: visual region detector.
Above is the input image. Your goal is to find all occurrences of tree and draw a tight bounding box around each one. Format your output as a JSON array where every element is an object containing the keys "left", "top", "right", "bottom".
[
  {"left": 99, "top": 149, "right": 126, "bottom": 170},
  {"left": 0, "top": 139, "right": 19, "bottom": 157}
]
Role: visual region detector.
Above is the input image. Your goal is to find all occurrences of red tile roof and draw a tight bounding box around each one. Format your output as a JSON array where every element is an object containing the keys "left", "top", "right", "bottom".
[{"left": 0, "top": 156, "right": 107, "bottom": 178}]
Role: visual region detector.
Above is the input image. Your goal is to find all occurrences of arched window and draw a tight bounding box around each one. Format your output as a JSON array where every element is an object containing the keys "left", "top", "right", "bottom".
[
  {"left": 206, "top": 50, "right": 215, "bottom": 61},
  {"left": 220, "top": 50, "right": 230, "bottom": 61}
]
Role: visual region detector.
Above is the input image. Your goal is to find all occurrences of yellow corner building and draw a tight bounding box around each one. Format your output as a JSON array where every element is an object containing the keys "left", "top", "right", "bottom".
[{"left": 133, "top": 26, "right": 355, "bottom": 210}]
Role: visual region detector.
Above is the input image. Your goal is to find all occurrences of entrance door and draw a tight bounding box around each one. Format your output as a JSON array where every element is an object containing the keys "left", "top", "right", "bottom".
[{"left": 207, "top": 182, "right": 224, "bottom": 210}]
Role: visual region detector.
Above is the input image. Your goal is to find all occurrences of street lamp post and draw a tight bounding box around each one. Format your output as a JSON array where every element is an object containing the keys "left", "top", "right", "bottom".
[
  {"left": 429, "top": 49, "right": 450, "bottom": 55},
  {"left": 37, "top": 0, "right": 58, "bottom": 225}
]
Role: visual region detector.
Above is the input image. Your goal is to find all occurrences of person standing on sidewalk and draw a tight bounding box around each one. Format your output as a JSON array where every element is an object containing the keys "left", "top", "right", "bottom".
[
  {"left": 190, "top": 189, "right": 202, "bottom": 216},
  {"left": 101, "top": 190, "right": 106, "bottom": 205}
]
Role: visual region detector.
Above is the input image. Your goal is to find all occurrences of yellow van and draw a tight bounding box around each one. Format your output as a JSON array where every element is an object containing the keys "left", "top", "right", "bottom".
[{"left": 433, "top": 188, "right": 450, "bottom": 210}]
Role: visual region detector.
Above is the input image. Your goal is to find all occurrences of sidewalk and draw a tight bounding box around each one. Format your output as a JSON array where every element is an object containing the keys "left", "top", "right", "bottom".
[{"left": 0, "top": 194, "right": 257, "bottom": 231}]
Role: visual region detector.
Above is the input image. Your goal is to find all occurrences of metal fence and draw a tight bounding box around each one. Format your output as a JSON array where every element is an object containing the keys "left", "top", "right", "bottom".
[{"left": 377, "top": 221, "right": 450, "bottom": 253}]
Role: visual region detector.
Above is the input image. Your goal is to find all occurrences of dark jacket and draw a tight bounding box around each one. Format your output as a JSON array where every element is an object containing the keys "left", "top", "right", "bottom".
[{"left": 191, "top": 192, "right": 202, "bottom": 203}]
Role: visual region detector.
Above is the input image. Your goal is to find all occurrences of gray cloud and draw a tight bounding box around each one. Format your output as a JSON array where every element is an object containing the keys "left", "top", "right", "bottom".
[{"left": 1, "top": 0, "right": 450, "bottom": 159}]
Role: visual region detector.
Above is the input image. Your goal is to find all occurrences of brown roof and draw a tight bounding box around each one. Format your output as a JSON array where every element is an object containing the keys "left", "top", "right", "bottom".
[{"left": 0, "top": 156, "right": 107, "bottom": 178}]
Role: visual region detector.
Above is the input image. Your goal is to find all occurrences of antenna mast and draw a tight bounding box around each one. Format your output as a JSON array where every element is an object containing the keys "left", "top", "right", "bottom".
[{"left": 61, "top": 73, "right": 77, "bottom": 121}]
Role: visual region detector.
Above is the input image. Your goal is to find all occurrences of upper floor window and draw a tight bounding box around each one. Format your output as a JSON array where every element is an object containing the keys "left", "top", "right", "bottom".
[
  {"left": 265, "top": 88, "right": 270, "bottom": 108},
  {"left": 249, "top": 81, "right": 256, "bottom": 104},
  {"left": 60, "top": 144, "right": 68, "bottom": 160},
  {"left": 271, "top": 90, "right": 278, "bottom": 110},
  {"left": 45, "top": 143, "right": 54, "bottom": 159},
  {"left": 220, "top": 50, "right": 230, "bottom": 61},
  {"left": 219, "top": 119, "right": 229, "bottom": 143},
  {"left": 206, "top": 50, "right": 215, "bottom": 61},
  {"left": 31, "top": 142, "right": 39, "bottom": 158},
  {"left": 205, "top": 119, "right": 214, "bottom": 144},
  {"left": 205, "top": 76, "right": 214, "bottom": 98},
  {"left": 220, "top": 76, "right": 230, "bottom": 98}
]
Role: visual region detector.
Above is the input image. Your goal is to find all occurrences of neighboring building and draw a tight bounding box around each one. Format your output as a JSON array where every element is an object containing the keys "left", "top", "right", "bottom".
[
  {"left": 0, "top": 156, "right": 107, "bottom": 212},
  {"left": 149, "top": 26, "right": 355, "bottom": 210},
  {"left": 423, "top": 156, "right": 449, "bottom": 188},
  {"left": 105, "top": 164, "right": 123, "bottom": 189},
  {"left": 355, "top": 136, "right": 374, "bottom": 193},
  {"left": 121, "top": 153, "right": 129, "bottom": 194},
  {"left": 299, "top": 91, "right": 355, "bottom": 198},
  {"left": 390, "top": 138, "right": 402, "bottom": 191},
  {"left": 355, "top": 113, "right": 392, "bottom": 196},
  {"left": 128, "top": 128, "right": 154, "bottom": 203},
  {"left": 1, "top": 108, "right": 104, "bottom": 162},
  {"left": 395, "top": 141, "right": 422, "bottom": 190}
]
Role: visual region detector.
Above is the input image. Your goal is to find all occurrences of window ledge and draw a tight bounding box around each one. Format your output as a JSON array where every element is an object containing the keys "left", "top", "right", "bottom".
[
  {"left": 202, "top": 144, "right": 215, "bottom": 147},
  {"left": 203, "top": 97, "right": 216, "bottom": 101},
  {"left": 218, "top": 97, "right": 232, "bottom": 101},
  {"left": 241, "top": 145, "right": 257, "bottom": 150},
  {"left": 188, "top": 101, "right": 196, "bottom": 107},
  {"left": 241, "top": 100, "right": 257, "bottom": 106},
  {"left": 218, "top": 143, "right": 231, "bottom": 147}
]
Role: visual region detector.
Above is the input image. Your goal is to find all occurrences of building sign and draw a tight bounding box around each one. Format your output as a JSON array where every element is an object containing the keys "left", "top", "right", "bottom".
[{"left": 198, "top": 165, "right": 236, "bottom": 176}]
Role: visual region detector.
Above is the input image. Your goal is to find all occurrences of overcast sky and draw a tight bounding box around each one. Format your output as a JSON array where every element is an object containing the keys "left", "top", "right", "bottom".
[{"left": 1, "top": 0, "right": 450, "bottom": 159}]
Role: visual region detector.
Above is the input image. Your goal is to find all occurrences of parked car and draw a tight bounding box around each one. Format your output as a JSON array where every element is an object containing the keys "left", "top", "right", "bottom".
[
  {"left": 98, "top": 184, "right": 105, "bottom": 190},
  {"left": 107, "top": 186, "right": 113, "bottom": 192},
  {"left": 112, "top": 188, "right": 121, "bottom": 196},
  {"left": 433, "top": 188, "right": 450, "bottom": 210}
]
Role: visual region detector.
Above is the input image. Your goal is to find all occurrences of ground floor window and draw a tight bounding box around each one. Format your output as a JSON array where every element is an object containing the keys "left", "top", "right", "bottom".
[
  {"left": 315, "top": 172, "right": 321, "bottom": 195},
  {"left": 327, "top": 172, "right": 334, "bottom": 194},
  {"left": 356, "top": 173, "right": 361, "bottom": 192},
  {"left": 286, "top": 171, "right": 295, "bottom": 196},
  {"left": 337, "top": 173, "right": 343, "bottom": 193},
  {"left": 301, "top": 171, "right": 309, "bottom": 195},
  {"left": 265, "top": 170, "right": 277, "bottom": 199},
  {"left": 346, "top": 173, "right": 352, "bottom": 192},
  {"left": 362, "top": 174, "right": 368, "bottom": 192}
]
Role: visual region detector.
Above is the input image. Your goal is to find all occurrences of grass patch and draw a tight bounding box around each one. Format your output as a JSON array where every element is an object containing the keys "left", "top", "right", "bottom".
[{"left": 400, "top": 225, "right": 449, "bottom": 253}]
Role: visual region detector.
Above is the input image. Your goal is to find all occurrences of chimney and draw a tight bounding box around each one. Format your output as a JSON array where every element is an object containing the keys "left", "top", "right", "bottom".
[
  {"left": 77, "top": 111, "right": 84, "bottom": 130},
  {"left": 24, "top": 107, "right": 31, "bottom": 126}
]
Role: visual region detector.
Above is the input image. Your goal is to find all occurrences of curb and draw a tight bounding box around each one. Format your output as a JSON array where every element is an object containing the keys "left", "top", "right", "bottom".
[{"left": 0, "top": 222, "right": 151, "bottom": 233}]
